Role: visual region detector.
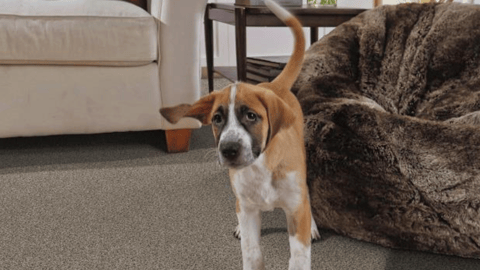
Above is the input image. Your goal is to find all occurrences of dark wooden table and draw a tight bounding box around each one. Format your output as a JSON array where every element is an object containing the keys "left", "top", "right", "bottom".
[
  {"left": 126, "top": 0, "right": 147, "bottom": 10},
  {"left": 204, "top": 3, "right": 367, "bottom": 92}
]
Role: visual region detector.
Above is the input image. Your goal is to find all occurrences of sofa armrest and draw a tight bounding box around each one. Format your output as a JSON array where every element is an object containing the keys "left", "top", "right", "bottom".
[
  {"left": 147, "top": 0, "right": 162, "bottom": 18},
  {"left": 149, "top": 0, "right": 208, "bottom": 124}
]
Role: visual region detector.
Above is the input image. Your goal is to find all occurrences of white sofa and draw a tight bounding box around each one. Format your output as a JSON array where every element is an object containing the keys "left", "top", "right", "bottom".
[{"left": 0, "top": 0, "right": 207, "bottom": 152}]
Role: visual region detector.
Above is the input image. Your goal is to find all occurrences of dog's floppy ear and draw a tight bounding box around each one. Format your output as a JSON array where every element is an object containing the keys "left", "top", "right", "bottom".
[
  {"left": 256, "top": 90, "right": 296, "bottom": 143},
  {"left": 160, "top": 92, "right": 219, "bottom": 125}
]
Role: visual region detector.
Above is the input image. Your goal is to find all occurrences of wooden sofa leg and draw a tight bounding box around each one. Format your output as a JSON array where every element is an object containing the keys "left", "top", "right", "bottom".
[{"left": 165, "top": 129, "right": 193, "bottom": 153}]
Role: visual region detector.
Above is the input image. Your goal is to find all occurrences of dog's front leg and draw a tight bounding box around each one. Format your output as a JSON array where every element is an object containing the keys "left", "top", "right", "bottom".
[
  {"left": 285, "top": 198, "right": 313, "bottom": 270},
  {"left": 238, "top": 205, "right": 264, "bottom": 270}
]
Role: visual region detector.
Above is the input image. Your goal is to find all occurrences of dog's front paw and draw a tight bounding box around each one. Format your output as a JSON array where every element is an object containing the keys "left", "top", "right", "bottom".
[{"left": 233, "top": 224, "right": 241, "bottom": 240}]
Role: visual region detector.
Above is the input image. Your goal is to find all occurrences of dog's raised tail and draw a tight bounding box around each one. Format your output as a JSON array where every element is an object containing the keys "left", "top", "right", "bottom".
[{"left": 264, "top": 0, "right": 305, "bottom": 95}]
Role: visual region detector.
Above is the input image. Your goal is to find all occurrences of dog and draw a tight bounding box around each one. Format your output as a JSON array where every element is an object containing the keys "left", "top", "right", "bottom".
[{"left": 160, "top": 1, "right": 320, "bottom": 269}]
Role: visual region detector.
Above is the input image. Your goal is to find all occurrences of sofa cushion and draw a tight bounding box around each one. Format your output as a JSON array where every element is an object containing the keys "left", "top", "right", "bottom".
[{"left": 0, "top": 0, "right": 157, "bottom": 66}]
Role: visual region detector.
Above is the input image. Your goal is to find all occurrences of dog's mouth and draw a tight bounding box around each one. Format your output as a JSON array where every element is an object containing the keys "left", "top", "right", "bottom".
[
  {"left": 217, "top": 148, "right": 257, "bottom": 169},
  {"left": 219, "top": 156, "right": 254, "bottom": 170},
  {"left": 222, "top": 161, "right": 244, "bottom": 169}
]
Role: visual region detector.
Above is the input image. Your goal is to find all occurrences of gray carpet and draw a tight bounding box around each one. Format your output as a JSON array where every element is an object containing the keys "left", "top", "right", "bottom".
[{"left": 0, "top": 79, "right": 479, "bottom": 269}]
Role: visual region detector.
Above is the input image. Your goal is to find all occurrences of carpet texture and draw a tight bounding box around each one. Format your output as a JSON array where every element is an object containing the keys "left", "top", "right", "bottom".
[
  {"left": 292, "top": 2, "right": 480, "bottom": 259},
  {"left": 0, "top": 78, "right": 479, "bottom": 269}
]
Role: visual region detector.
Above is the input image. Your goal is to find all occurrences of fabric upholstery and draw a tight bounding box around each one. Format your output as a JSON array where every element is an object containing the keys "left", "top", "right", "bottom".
[
  {"left": 0, "top": 64, "right": 161, "bottom": 137},
  {"left": 156, "top": 0, "right": 207, "bottom": 112},
  {"left": 0, "top": 0, "right": 206, "bottom": 137}
]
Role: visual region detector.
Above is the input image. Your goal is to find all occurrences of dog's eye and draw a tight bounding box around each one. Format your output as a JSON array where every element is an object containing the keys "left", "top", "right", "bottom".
[
  {"left": 212, "top": 114, "right": 223, "bottom": 125},
  {"left": 246, "top": 112, "right": 257, "bottom": 122}
]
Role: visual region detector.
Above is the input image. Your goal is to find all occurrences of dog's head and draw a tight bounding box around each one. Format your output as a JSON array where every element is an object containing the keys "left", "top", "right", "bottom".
[
  {"left": 160, "top": 83, "right": 296, "bottom": 169},
  {"left": 161, "top": 0, "right": 304, "bottom": 169}
]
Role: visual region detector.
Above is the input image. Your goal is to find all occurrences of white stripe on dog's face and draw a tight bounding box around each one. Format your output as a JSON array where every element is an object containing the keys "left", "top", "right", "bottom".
[{"left": 217, "top": 84, "right": 256, "bottom": 168}]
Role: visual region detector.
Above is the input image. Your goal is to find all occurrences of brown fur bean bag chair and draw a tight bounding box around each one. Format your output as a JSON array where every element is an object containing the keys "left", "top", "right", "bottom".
[{"left": 292, "top": 2, "right": 480, "bottom": 259}]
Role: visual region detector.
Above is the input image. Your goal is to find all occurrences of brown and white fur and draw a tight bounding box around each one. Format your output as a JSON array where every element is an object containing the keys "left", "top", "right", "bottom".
[{"left": 160, "top": 1, "right": 320, "bottom": 269}]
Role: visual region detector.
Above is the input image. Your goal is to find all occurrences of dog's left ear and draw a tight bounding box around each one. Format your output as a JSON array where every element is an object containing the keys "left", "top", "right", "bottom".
[
  {"left": 160, "top": 92, "right": 219, "bottom": 125},
  {"left": 256, "top": 90, "right": 296, "bottom": 143}
]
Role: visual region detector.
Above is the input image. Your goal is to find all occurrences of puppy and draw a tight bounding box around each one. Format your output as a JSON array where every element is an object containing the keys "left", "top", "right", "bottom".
[{"left": 160, "top": 1, "right": 320, "bottom": 269}]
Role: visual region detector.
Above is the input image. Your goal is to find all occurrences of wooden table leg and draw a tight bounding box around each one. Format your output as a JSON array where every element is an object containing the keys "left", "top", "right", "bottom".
[
  {"left": 165, "top": 129, "right": 193, "bottom": 153},
  {"left": 235, "top": 7, "right": 247, "bottom": 82},
  {"left": 205, "top": 6, "right": 215, "bottom": 92},
  {"left": 310, "top": 27, "right": 319, "bottom": 45}
]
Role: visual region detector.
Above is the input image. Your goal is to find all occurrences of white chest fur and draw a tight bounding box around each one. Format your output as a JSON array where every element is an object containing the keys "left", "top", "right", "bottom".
[{"left": 232, "top": 154, "right": 301, "bottom": 212}]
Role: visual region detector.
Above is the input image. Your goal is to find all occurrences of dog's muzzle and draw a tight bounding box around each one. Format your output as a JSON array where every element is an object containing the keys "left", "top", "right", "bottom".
[
  {"left": 219, "top": 141, "right": 241, "bottom": 162},
  {"left": 218, "top": 138, "right": 256, "bottom": 169}
]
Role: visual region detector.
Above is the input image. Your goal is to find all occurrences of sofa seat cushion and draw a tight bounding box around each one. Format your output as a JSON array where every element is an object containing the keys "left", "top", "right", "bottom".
[{"left": 0, "top": 0, "right": 157, "bottom": 66}]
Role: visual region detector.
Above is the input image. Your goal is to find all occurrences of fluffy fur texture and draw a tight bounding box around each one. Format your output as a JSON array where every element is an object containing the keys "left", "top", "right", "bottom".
[{"left": 292, "top": 2, "right": 480, "bottom": 259}]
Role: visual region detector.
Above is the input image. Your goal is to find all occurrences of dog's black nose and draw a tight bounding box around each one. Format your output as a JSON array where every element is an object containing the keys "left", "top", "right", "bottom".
[{"left": 220, "top": 142, "right": 241, "bottom": 160}]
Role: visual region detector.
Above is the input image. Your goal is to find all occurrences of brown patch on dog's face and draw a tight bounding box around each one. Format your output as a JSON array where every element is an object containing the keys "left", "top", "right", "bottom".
[
  {"left": 210, "top": 86, "right": 233, "bottom": 147},
  {"left": 234, "top": 84, "right": 270, "bottom": 155},
  {"left": 235, "top": 83, "right": 297, "bottom": 153}
]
